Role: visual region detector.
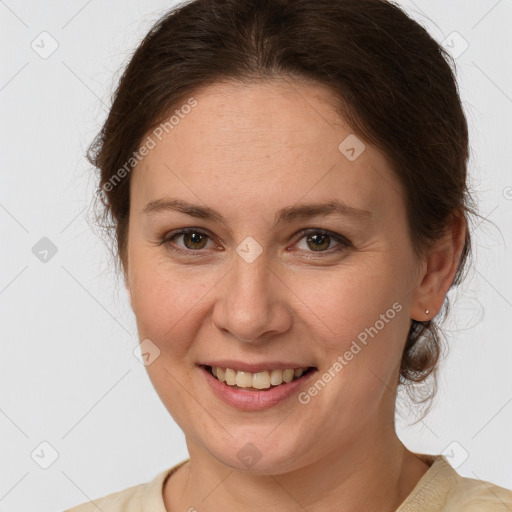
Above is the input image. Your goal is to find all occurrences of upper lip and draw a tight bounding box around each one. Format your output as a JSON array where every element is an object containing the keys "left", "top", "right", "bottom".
[{"left": 199, "top": 360, "right": 316, "bottom": 373}]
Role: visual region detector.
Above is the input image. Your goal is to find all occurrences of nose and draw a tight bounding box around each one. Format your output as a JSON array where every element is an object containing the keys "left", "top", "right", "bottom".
[{"left": 211, "top": 254, "right": 292, "bottom": 343}]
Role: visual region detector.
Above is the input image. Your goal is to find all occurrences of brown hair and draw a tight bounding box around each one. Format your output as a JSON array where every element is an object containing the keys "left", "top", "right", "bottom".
[{"left": 87, "top": 0, "right": 480, "bottom": 417}]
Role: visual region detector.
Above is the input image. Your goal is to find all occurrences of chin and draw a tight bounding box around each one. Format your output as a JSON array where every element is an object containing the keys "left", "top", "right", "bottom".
[{"left": 202, "top": 432, "right": 310, "bottom": 475}]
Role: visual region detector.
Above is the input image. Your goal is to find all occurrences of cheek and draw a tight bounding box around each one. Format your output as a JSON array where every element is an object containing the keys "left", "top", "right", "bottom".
[
  {"left": 296, "top": 262, "right": 407, "bottom": 390},
  {"left": 296, "top": 261, "right": 399, "bottom": 338},
  {"left": 129, "top": 251, "right": 216, "bottom": 346}
]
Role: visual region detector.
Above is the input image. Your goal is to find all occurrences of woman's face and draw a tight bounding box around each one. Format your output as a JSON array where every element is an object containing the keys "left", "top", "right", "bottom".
[{"left": 125, "top": 78, "right": 426, "bottom": 473}]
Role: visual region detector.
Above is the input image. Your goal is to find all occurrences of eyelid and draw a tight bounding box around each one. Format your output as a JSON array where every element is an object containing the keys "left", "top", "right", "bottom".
[
  {"left": 161, "top": 227, "right": 352, "bottom": 255},
  {"left": 292, "top": 227, "right": 351, "bottom": 246}
]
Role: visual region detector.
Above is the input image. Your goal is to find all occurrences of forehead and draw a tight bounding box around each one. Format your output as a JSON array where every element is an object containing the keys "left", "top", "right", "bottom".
[{"left": 130, "top": 79, "right": 404, "bottom": 222}]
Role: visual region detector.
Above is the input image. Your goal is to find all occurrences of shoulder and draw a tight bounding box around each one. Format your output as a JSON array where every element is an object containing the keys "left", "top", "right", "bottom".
[
  {"left": 443, "top": 474, "right": 512, "bottom": 512},
  {"left": 62, "top": 480, "right": 146, "bottom": 512},
  {"left": 398, "top": 453, "right": 512, "bottom": 512},
  {"left": 63, "top": 460, "right": 189, "bottom": 512}
]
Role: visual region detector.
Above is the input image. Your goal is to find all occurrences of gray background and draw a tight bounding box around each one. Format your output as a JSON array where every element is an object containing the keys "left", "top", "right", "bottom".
[{"left": 0, "top": 1, "right": 511, "bottom": 510}]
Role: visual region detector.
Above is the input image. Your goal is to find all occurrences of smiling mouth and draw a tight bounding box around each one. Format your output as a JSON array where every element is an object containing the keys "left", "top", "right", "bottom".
[{"left": 202, "top": 364, "right": 316, "bottom": 391}]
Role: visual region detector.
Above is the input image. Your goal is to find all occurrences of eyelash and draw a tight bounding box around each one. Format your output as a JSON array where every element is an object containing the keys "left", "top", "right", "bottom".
[{"left": 159, "top": 227, "right": 352, "bottom": 256}]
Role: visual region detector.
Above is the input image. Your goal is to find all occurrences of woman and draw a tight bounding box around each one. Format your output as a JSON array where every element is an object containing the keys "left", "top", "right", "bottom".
[{"left": 65, "top": 0, "right": 512, "bottom": 510}]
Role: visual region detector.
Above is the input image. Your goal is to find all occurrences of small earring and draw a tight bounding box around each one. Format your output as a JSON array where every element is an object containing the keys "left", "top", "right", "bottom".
[{"left": 425, "top": 309, "right": 430, "bottom": 316}]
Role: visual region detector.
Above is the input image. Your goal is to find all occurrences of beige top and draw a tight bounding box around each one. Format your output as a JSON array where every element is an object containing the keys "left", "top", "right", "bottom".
[{"left": 64, "top": 453, "right": 512, "bottom": 511}]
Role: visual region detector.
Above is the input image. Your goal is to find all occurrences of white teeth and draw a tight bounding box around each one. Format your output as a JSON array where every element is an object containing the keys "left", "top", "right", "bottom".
[
  {"left": 216, "top": 367, "right": 226, "bottom": 382},
  {"left": 270, "top": 369, "right": 283, "bottom": 386},
  {"left": 252, "top": 371, "right": 270, "bottom": 390},
  {"left": 282, "top": 369, "right": 295, "bottom": 383},
  {"left": 236, "top": 371, "right": 253, "bottom": 388},
  {"left": 225, "top": 368, "right": 236, "bottom": 385},
  {"left": 210, "top": 366, "right": 310, "bottom": 389}
]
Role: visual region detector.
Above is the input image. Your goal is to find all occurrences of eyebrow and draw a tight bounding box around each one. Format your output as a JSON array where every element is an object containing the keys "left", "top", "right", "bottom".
[{"left": 142, "top": 197, "right": 372, "bottom": 226}]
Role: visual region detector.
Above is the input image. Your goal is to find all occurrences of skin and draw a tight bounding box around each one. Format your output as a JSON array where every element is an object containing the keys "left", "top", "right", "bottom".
[{"left": 124, "top": 78, "right": 466, "bottom": 511}]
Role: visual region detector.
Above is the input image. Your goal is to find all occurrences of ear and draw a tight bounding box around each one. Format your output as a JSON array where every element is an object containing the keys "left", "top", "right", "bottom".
[{"left": 410, "top": 212, "right": 467, "bottom": 322}]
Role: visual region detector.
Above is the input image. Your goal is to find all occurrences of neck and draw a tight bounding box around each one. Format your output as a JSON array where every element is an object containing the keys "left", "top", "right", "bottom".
[{"left": 163, "top": 426, "right": 431, "bottom": 512}]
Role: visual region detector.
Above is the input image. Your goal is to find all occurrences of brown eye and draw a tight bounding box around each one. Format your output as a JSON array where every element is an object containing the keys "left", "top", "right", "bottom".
[
  {"left": 294, "top": 229, "right": 351, "bottom": 254},
  {"left": 179, "top": 231, "right": 209, "bottom": 250},
  {"left": 162, "top": 228, "right": 214, "bottom": 253},
  {"left": 305, "top": 232, "right": 331, "bottom": 251}
]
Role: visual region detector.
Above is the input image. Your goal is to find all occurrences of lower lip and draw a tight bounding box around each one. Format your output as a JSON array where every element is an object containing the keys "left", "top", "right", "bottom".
[{"left": 199, "top": 365, "right": 317, "bottom": 411}]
